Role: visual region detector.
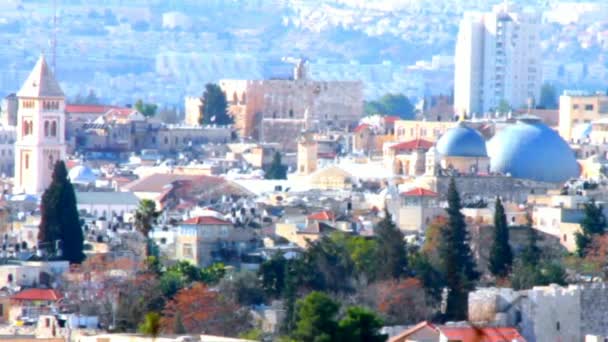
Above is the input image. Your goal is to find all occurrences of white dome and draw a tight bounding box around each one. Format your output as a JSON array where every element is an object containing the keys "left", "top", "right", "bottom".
[{"left": 68, "top": 165, "right": 97, "bottom": 185}]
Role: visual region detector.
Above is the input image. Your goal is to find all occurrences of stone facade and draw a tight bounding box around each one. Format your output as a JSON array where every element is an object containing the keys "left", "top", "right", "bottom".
[
  {"left": 469, "top": 284, "right": 608, "bottom": 342},
  {"left": 218, "top": 78, "right": 363, "bottom": 143},
  {"left": 420, "top": 175, "right": 558, "bottom": 203}
]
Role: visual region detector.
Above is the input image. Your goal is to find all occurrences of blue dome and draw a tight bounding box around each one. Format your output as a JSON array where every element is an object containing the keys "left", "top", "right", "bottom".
[
  {"left": 436, "top": 123, "right": 487, "bottom": 157},
  {"left": 488, "top": 117, "right": 579, "bottom": 183}
]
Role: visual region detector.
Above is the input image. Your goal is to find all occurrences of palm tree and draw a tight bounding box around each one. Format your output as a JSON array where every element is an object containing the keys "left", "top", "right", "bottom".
[{"left": 134, "top": 199, "right": 160, "bottom": 258}]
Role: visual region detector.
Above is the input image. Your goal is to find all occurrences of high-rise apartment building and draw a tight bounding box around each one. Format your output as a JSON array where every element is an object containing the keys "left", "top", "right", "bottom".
[{"left": 454, "top": 4, "right": 542, "bottom": 116}]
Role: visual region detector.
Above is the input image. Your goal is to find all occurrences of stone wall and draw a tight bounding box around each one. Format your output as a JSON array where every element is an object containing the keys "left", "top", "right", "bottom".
[
  {"left": 469, "top": 284, "right": 608, "bottom": 342},
  {"left": 580, "top": 283, "right": 608, "bottom": 337},
  {"left": 423, "top": 175, "right": 559, "bottom": 203}
]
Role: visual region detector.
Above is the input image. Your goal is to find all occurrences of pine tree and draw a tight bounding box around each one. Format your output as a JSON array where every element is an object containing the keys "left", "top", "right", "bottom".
[
  {"left": 39, "top": 161, "right": 85, "bottom": 264},
  {"left": 576, "top": 199, "right": 607, "bottom": 257},
  {"left": 374, "top": 209, "right": 408, "bottom": 280},
  {"left": 437, "top": 178, "right": 479, "bottom": 321},
  {"left": 489, "top": 197, "right": 513, "bottom": 278},
  {"left": 200, "top": 83, "right": 232, "bottom": 125},
  {"left": 265, "top": 152, "right": 287, "bottom": 180}
]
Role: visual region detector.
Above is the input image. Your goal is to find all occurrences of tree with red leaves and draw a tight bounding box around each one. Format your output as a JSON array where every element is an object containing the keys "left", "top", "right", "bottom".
[{"left": 161, "top": 282, "right": 250, "bottom": 336}]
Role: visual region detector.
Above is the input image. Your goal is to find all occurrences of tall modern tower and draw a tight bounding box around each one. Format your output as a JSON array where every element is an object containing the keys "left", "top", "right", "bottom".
[
  {"left": 454, "top": 4, "right": 542, "bottom": 117},
  {"left": 14, "top": 55, "right": 66, "bottom": 194}
]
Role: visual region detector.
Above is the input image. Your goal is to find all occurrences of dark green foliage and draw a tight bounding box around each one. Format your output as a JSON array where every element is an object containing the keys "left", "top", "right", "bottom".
[
  {"left": 364, "top": 93, "right": 414, "bottom": 119},
  {"left": 293, "top": 292, "right": 340, "bottom": 342},
  {"left": 374, "top": 210, "right": 408, "bottom": 280},
  {"left": 265, "top": 152, "right": 288, "bottom": 180},
  {"left": 538, "top": 83, "right": 558, "bottom": 109},
  {"left": 337, "top": 306, "right": 387, "bottom": 342},
  {"left": 218, "top": 271, "right": 266, "bottom": 306},
  {"left": 134, "top": 199, "right": 160, "bottom": 259},
  {"left": 409, "top": 252, "right": 445, "bottom": 302},
  {"left": 159, "top": 271, "right": 185, "bottom": 298},
  {"left": 300, "top": 235, "right": 355, "bottom": 292},
  {"left": 259, "top": 253, "right": 288, "bottom": 297},
  {"left": 332, "top": 233, "right": 379, "bottom": 281},
  {"left": 291, "top": 293, "right": 388, "bottom": 342},
  {"left": 510, "top": 260, "right": 567, "bottom": 290},
  {"left": 437, "top": 178, "right": 479, "bottom": 320},
  {"left": 489, "top": 197, "right": 513, "bottom": 277},
  {"left": 200, "top": 83, "right": 232, "bottom": 125},
  {"left": 576, "top": 199, "right": 607, "bottom": 257},
  {"left": 520, "top": 217, "right": 541, "bottom": 267},
  {"left": 39, "top": 161, "right": 85, "bottom": 264},
  {"left": 135, "top": 99, "right": 158, "bottom": 117},
  {"left": 159, "top": 261, "right": 227, "bottom": 299},
  {"left": 282, "top": 262, "right": 298, "bottom": 335}
]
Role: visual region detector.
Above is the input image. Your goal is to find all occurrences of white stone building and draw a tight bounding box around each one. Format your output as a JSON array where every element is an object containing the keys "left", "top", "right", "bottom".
[
  {"left": 13, "top": 55, "right": 67, "bottom": 194},
  {"left": 469, "top": 284, "right": 608, "bottom": 342},
  {"left": 454, "top": 3, "right": 542, "bottom": 116}
]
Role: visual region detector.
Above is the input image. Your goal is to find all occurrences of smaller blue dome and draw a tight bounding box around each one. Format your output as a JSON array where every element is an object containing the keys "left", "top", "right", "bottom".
[{"left": 436, "top": 123, "right": 487, "bottom": 157}]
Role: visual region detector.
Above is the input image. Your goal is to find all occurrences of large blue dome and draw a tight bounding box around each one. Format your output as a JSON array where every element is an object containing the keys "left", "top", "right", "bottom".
[
  {"left": 436, "top": 123, "right": 487, "bottom": 157},
  {"left": 488, "top": 117, "right": 580, "bottom": 183}
]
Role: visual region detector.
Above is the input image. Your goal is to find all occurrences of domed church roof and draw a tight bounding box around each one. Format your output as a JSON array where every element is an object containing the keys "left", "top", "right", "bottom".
[
  {"left": 436, "top": 122, "right": 487, "bottom": 157},
  {"left": 487, "top": 116, "right": 579, "bottom": 183},
  {"left": 68, "top": 165, "right": 97, "bottom": 185}
]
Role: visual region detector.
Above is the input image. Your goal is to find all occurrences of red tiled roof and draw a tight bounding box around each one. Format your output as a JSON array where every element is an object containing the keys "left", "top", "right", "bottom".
[
  {"left": 384, "top": 116, "right": 400, "bottom": 124},
  {"left": 123, "top": 174, "right": 222, "bottom": 193},
  {"left": 317, "top": 152, "right": 337, "bottom": 159},
  {"left": 353, "top": 124, "right": 370, "bottom": 133},
  {"left": 65, "top": 104, "right": 116, "bottom": 114},
  {"left": 307, "top": 210, "right": 335, "bottom": 221},
  {"left": 183, "top": 216, "right": 231, "bottom": 225},
  {"left": 401, "top": 188, "right": 438, "bottom": 197},
  {"left": 389, "top": 321, "right": 439, "bottom": 342},
  {"left": 11, "top": 289, "right": 62, "bottom": 301},
  {"left": 390, "top": 139, "right": 434, "bottom": 151},
  {"left": 440, "top": 326, "right": 526, "bottom": 342},
  {"left": 106, "top": 108, "right": 138, "bottom": 117}
]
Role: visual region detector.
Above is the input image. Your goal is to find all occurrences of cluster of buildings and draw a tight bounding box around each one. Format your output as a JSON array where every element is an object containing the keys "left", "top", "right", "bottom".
[{"left": 1, "top": 2, "right": 608, "bottom": 341}]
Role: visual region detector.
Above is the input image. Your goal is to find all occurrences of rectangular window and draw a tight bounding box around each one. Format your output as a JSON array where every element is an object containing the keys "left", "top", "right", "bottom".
[
  {"left": 585, "top": 104, "right": 594, "bottom": 111},
  {"left": 182, "top": 243, "right": 193, "bottom": 258},
  {"left": 573, "top": 104, "right": 579, "bottom": 110}
]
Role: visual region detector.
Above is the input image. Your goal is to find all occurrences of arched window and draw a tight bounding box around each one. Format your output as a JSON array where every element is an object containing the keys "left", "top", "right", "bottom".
[
  {"left": 164, "top": 137, "right": 168, "bottom": 144},
  {"left": 44, "top": 121, "right": 49, "bottom": 137},
  {"left": 48, "top": 154, "right": 54, "bottom": 169},
  {"left": 25, "top": 154, "right": 29, "bottom": 169},
  {"left": 241, "top": 92, "right": 247, "bottom": 104},
  {"left": 51, "top": 121, "right": 57, "bottom": 137},
  {"left": 233, "top": 92, "right": 238, "bottom": 104}
]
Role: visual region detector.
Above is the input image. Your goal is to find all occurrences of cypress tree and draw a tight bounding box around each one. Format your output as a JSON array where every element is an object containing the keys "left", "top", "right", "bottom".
[
  {"left": 489, "top": 197, "right": 513, "bottom": 277},
  {"left": 39, "top": 161, "right": 85, "bottom": 264},
  {"left": 438, "top": 178, "right": 479, "bottom": 321},
  {"left": 200, "top": 83, "right": 232, "bottom": 125},
  {"left": 374, "top": 209, "right": 408, "bottom": 280},
  {"left": 265, "top": 152, "right": 287, "bottom": 180}
]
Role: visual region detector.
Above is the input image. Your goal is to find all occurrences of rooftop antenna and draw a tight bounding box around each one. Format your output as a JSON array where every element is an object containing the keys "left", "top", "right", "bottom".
[{"left": 51, "top": 0, "right": 57, "bottom": 74}]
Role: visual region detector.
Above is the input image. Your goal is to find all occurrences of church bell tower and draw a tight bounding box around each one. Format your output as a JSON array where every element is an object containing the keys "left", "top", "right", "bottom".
[{"left": 14, "top": 55, "right": 66, "bottom": 194}]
